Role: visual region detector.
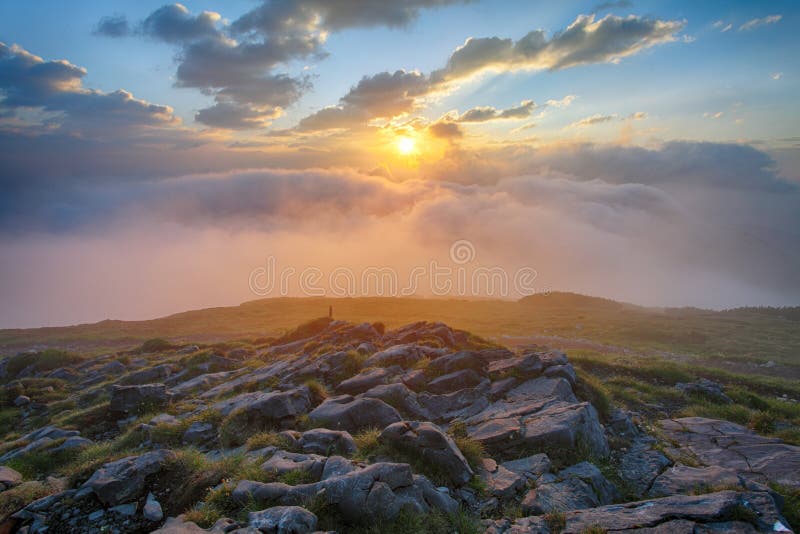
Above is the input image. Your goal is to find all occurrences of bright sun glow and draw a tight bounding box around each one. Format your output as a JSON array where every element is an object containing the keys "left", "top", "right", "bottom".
[{"left": 396, "top": 136, "right": 416, "bottom": 155}]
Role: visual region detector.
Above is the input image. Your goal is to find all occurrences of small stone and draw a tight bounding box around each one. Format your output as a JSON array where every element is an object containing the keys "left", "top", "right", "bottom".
[
  {"left": 14, "top": 395, "right": 31, "bottom": 407},
  {"left": 87, "top": 509, "right": 105, "bottom": 521},
  {"left": 143, "top": 492, "right": 163, "bottom": 521}
]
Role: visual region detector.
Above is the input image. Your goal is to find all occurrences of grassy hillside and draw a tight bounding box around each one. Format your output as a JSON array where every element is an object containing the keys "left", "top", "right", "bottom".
[{"left": 1, "top": 293, "right": 798, "bottom": 376}]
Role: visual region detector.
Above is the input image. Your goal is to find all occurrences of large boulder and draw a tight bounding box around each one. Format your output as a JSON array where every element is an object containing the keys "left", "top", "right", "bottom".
[
  {"left": 379, "top": 421, "right": 474, "bottom": 486},
  {"left": 81, "top": 449, "right": 176, "bottom": 506},
  {"left": 262, "top": 450, "right": 327, "bottom": 480},
  {"left": 284, "top": 428, "right": 357, "bottom": 456},
  {"left": 307, "top": 396, "right": 401, "bottom": 433},
  {"left": 426, "top": 351, "right": 486, "bottom": 376},
  {"left": 362, "top": 383, "right": 431, "bottom": 420},
  {"left": 215, "top": 387, "right": 311, "bottom": 430},
  {"left": 648, "top": 464, "right": 755, "bottom": 498},
  {"left": 109, "top": 384, "right": 170, "bottom": 416},
  {"left": 336, "top": 366, "right": 399, "bottom": 395},
  {"left": 468, "top": 401, "right": 609, "bottom": 460},
  {"left": 425, "top": 369, "right": 484, "bottom": 394},
  {"left": 660, "top": 417, "right": 800, "bottom": 490},
  {"left": 618, "top": 437, "right": 673, "bottom": 497},
  {"left": 363, "top": 343, "right": 444, "bottom": 368},
  {"left": 234, "top": 462, "right": 457, "bottom": 522},
  {"left": 248, "top": 506, "right": 318, "bottom": 533},
  {"left": 478, "top": 459, "right": 525, "bottom": 500}
]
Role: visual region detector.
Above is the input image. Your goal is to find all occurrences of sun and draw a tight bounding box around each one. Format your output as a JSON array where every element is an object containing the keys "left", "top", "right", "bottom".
[{"left": 396, "top": 136, "right": 416, "bottom": 155}]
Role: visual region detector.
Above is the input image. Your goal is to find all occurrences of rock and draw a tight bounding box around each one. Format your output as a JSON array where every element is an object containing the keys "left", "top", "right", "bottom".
[
  {"left": 0, "top": 466, "right": 22, "bottom": 491},
  {"left": 676, "top": 379, "right": 733, "bottom": 404},
  {"left": 500, "top": 453, "right": 552, "bottom": 480},
  {"left": 248, "top": 506, "right": 317, "bottom": 533},
  {"left": 660, "top": 417, "right": 800, "bottom": 490},
  {"left": 150, "top": 516, "right": 227, "bottom": 533},
  {"left": 47, "top": 367, "right": 79, "bottom": 381},
  {"left": 469, "top": 401, "right": 609, "bottom": 460},
  {"left": 82, "top": 449, "right": 176, "bottom": 506},
  {"left": 182, "top": 422, "right": 216, "bottom": 446},
  {"left": 416, "top": 384, "right": 490, "bottom": 422},
  {"left": 13, "top": 395, "right": 31, "bottom": 407},
  {"left": 400, "top": 369, "right": 429, "bottom": 391},
  {"left": 170, "top": 371, "right": 238, "bottom": 399},
  {"left": 110, "top": 502, "right": 137, "bottom": 516},
  {"left": 543, "top": 363, "right": 577, "bottom": 386},
  {"left": 425, "top": 369, "right": 484, "bottom": 394},
  {"left": 109, "top": 384, "right": 170, "bottom": 416},
  {"left": 234, "top": 462, "right": 458, "bottom": 522},
  {"left": 426, "top": 351, "right": 486, "bottom": 376},
  {"left": 215, "top": 387, "right": 311, "bottom": 430},
  {"left": 142, "top": 492, "right": 164, "bottom": 522},
  {"left": 308, "top": 396, "right": 401, "bottom": 433},
  {"left": 336, "top": 367, "right": 399, "bottom": 395},
  {"left": 261, "top": 450, "right": 327, "bottom": 480},
  {"left": 121, "top": 364, "right": 179, "bottom": 385},
  {"left": 479, "top": 459, "right": 524, "bottom": 499},
  {"left": 521, "top": 475, "right": 601, "bottom": 515},
  {"left": 321, "top": 456, "right": 357, "bottom": 480},
  {"left": 559, "top": 462, "right": 620, "bottom": 504},
  {"left": 294, "top": 428, "right": 357, "bottom": 456},
  {"left": 489, "top": 377, "right": 518, "bottom": 400},
  {"left": 96, "top": 360, "right": 127, "bottom": 377},
  {"left": 362, "top": 383, "right": 431, "bottom": 420},
  {"left": 619, "top": 437, "right": 672, "bottom": 497},
  {"left": 379, "top": 421, "right": 474, "bottom": 486},
  {"left": 648, "top": 465, "right": 750, "bottom": 498},
  {"left": 50, "top": 436, "right": 93, "bottom": 454},
  {"left": 87, "top": 509, "right": 104, "bottom": 521},
  {"left": 487, "top": 354, "right": 543, "bottom": 380},
  {"left": 363, "top": 343, "right": 445, "bottom": 368},
  {"left": 497, "top": 490, "right": 792, "bottom": 533},
  {"left": 537, "top": 350, "right": 568, "bottom": 368}
]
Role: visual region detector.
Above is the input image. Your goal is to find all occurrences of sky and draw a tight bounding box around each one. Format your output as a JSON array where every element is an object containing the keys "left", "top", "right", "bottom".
[{"left": 0, "top": 0, "right": 798, "bottom": 328}]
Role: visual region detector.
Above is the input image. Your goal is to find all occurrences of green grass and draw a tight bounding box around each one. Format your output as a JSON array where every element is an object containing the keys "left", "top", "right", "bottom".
[
  {"left": 569, "top": 350, "right": 800, "bottom": 444},
  {"left": 0, "top": 480, "right": 58, "bottom": 523},
  {"left": 3, "top": 349, "right": 84, "bottom": 381}
]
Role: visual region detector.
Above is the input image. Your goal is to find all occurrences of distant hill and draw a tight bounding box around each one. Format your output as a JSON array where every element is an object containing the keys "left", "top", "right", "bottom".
[
  {"left": 0, "top": 295, "right": 798, "bottom": 370},
  {"left": 519, "top": 291, "right": 637, "bottom": 310}
]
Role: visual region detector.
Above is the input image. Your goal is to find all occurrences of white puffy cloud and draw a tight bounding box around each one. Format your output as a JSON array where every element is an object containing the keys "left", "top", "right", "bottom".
[
  {"left": 0, "top": 42, "right": 177, "bottom": 135},
  {"left": 430, "top": 14, "right": 685, "bottom": 83}
]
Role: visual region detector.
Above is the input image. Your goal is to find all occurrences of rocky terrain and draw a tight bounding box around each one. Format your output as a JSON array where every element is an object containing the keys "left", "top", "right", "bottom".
[{"left": 0, "top": 318, "right": 798, "bottom": 533}]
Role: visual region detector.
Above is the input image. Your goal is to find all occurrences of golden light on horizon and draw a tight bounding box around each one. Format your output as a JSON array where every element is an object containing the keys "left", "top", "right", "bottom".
[{"left": 396, "top": 136, "right": 416, "bottom": 155}]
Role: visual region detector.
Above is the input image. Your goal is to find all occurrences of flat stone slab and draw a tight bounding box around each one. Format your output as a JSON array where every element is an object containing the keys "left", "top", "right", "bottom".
[
  {"left": 485, "top": 490, "right": 792, "bottom": 533},
  {"left": 659, "top": 417, "right": 800, "bottom": 490}
]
